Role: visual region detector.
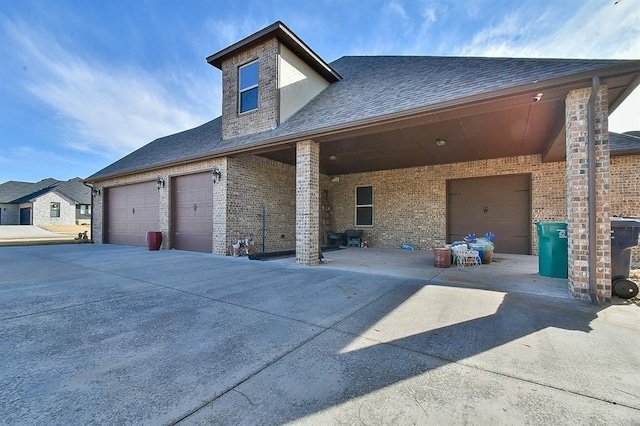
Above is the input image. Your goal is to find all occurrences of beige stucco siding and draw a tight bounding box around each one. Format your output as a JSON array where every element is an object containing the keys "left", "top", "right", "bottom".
[{"left": 278, "top": 44, "right": 329, "bottom": 123}]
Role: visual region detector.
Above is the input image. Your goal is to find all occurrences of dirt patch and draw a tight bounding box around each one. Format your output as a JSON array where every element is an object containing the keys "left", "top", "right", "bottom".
[{"left": 41, "top": 225, "right": 91, "bottom": 237}]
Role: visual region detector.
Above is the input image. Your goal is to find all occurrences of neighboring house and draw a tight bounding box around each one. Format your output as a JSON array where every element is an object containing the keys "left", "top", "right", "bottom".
[
  {"left": 0, "top": 178, "right": 91, "bottom": 226},
  {"left": 86, "top": 21, "right": 640, "bottom": 300}
]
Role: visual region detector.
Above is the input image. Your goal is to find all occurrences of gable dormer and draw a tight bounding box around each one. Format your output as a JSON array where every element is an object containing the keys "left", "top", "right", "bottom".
[{"left": 207, "top": 21, "right": 341, "bottom": 140}]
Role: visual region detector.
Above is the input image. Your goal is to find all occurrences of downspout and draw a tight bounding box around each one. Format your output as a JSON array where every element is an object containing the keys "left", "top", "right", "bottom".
[
  {"left": 587, "top": 77, "right": 600, "bottom": 305},
  {"left": 262, "top": 204, "right": 266, "bottom": 253},
  {"left": 82, "top": 182, "right": 94, "bottom": 242}
]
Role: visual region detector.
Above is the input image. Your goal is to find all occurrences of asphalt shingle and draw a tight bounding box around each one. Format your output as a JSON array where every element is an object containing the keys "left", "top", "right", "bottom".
[
  {"left": 86, "top": 55, "right": 639, "bottom": 181},
  {"left": 0, "top": 179, "right": 59, "bottom": 203},
  {"left": 610, "top": 132, "right": 640, "bottom": 155},
  {"left": 54, "top": 178, "right": 91, "bottom": 204},
  {"left": 0, "top": 178, "right": 90, "bottom": 204}
]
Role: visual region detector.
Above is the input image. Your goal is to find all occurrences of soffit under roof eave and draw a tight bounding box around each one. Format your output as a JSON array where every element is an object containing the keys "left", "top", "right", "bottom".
[
  {"left": 610, "top": 74, "right": 640, "bottom": 113},
  {"left": 206, "top": 21, "right": 341, "bottom": 83}
]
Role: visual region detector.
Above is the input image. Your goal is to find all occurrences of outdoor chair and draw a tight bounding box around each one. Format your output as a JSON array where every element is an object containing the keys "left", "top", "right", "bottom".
[{"left": 451, "top": 245, "right": 481, "bottom": 269}]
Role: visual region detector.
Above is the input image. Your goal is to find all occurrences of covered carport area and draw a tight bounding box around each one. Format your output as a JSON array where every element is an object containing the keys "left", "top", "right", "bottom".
[{"left": 252, "top": 66, "right": 640, "bottom": 301}]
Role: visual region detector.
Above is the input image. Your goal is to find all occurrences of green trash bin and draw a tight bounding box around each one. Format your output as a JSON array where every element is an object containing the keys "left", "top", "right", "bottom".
[{"left": 537, "top": 222, "right": 568, "bottom": 278}]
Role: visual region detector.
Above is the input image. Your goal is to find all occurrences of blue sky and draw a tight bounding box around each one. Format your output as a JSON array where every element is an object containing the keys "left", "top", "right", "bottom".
[{"left": 0, "top": 0, "right": 638, "bottom": 184}]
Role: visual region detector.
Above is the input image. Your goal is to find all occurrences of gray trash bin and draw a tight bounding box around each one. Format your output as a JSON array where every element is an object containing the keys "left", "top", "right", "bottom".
[{"left": 611, "top": 218, "right": 640, "bottom": 299}]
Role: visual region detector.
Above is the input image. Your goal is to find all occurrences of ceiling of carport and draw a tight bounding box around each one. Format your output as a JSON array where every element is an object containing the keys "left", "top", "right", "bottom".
[{"left": 253, "top": 73, "right": 637, "bottom": 176}]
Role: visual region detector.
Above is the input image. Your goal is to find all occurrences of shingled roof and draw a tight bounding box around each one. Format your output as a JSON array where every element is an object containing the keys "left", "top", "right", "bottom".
[
  {"left": 610, "top": 131, "right": 640, "bottom": 156},
  {"left": 87, "top": 55, "right": 640, "bottom": 181},
  {"left": 0, "top": 178, "right": 58, "bottom": 203},
  {"left": 54, "top": 178, "right": 91, "bottom": 204},
  {"left": 0, "top": 178, "right": 90, "bottom": 204}
]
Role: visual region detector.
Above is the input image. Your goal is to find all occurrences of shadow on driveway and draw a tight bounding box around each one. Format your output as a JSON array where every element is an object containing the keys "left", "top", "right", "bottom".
[{"left": 0, "top": 245, "right": 638, "bottom": 424}]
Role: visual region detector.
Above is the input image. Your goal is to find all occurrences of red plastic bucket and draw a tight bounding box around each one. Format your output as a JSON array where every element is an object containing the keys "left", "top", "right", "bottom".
[{"left": 434, "top": 248, "right": 451, "bottom": 268}]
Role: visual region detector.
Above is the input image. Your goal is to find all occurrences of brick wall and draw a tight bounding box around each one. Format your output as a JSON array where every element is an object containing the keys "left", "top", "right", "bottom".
[
  {"left": 611, "top": 154, "right": 640, "bottom": 263},
  {"left": 319, "top": 174, "right": 332, "bottom": 243},
  {"left": 221, "top": 38, "right": 279, "bottom": 140},
  {"left": 212, "top": 158, "right": 228, "bottom": 255},
  {"left": 296, "top": 140, "right": 320, "bottom": 265},
  {"left": 565, "top": 86, "right": 610, "bottom": 300},
  {"left": 330, "top": 155, "right": 566, "bottom": 254},
  {"left": 91, "top": 159, "right": 226, "bottom": 248},
  {"left": 32, "top": 192, "right": 76, "bottom": 226},
  {"left": 92, "top": 155, "right": 296, "bottom": 254},
  {"left": 90, "top": 149, "right": 638, "bottom": 269},
  {"left": 226, "top": 154, "right": 297, "bottom": 252}
]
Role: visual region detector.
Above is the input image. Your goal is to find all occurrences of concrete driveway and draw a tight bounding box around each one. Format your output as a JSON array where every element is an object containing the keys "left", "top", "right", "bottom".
[
  {"left": 0, "top": 225, "right": 69, "bottom": 240},
  {"left": 1, "top": 244, "right": 639, "bottom": 425}
]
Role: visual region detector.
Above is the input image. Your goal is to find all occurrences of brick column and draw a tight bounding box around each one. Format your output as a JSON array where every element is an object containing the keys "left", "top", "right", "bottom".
[
  {"left": 158, "top": 174, "right": 170, "bottom": 249},
  {"left": 565, "top": 86, "right": 611, "bottom": 299},
  {"left": 212, "top": 158, "right": 229, "bottom": 256},
  {"left": 296, "top": 140, "right": 320, "bottom": 265},
  {"left": 92, "top": 187, "right": 103, "bottom": 243}
]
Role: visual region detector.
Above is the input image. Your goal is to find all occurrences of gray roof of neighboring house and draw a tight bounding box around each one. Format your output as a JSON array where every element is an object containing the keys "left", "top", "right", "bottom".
[
  {"left": 0, "top": 178, "right": 58, "bottom": 203},
  {"left": 54, "top": 178, "right": 91, "bottom": 204},
  {"left": 0, "top": 178, "right": 90, "bottom": 204},
  {"left": 87, "top": 55, "right": 639, "bottom": 181},
  {"left": 610, "top": 131, "right": 640, "bottom": 155}
]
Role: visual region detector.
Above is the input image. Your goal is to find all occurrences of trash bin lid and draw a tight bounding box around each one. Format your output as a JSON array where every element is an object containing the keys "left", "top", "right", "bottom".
[{"left": 611, "top": 218, "right": 640, "bottom": 228}]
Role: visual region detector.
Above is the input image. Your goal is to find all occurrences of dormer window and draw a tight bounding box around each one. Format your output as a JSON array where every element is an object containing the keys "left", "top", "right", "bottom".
[{"left": 239, "top": 61, "right": 259, "bottom": 113}]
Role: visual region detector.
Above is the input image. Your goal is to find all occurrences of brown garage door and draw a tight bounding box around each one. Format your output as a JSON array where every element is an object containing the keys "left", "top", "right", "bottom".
[
  {"left": 447, "top": 174, "right": 531, "bottom": 254},
  {"left": 105, "top": 182, "right": 159, "bottom": 246},
  {"left": 172, "top": 172, "right": 213, "bottom": 252}
]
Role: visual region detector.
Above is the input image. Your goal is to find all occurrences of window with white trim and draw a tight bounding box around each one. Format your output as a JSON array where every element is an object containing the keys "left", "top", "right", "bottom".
[
  {"left": 239, "top": 61, "right": 259, "bottom": 113},
  {"left": 355, "top": 185, "right": 373, "bottom": 226},
  {"left": 80, "top": 204, "right": 91, "bottom": 215},
  {"left": 50, "top": 202, "right": 60, "bottom": 218}
]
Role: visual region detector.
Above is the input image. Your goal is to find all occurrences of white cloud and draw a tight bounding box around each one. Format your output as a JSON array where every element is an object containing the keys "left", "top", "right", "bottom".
[
  {"left": 9, "top": 146, "right": 81, "bottom": 165},
  {"left": 4, "top": 18, "right": 212, "bottom": 158},
  {"left": 421, "top": 6, "right": 437, "bottom": 25},
  {"left": 386, "top": 1, "right": 410, "bottom": 22},
  {"left": 454, "top": 0, "right": 640, "bottom": 132},
  {"left": 203, "top": 17, "right": 270, "bottom": 52},
  {"left": 459, "top": 1, "right": 640, "bottom": 59}
]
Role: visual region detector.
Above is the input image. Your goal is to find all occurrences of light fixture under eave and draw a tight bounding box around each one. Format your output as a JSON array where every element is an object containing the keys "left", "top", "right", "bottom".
[
  {"left": 156, "top": 177, "right": 165, "bottom": 190},
  {"left": 92, "top": 188, "right": 101, "bottom": 196},
  {"left": 211, "top": 166, "right": 222, "bottom": 183},
  {"left": 435, "top": 139, "right": 447, "bottom": 147}
]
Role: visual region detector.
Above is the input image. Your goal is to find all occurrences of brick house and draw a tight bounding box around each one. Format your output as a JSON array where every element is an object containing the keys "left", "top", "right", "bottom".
[
  {"left": 0, "top": 177, "right": 92, "bottom": 226},
  {"left": 86, "top": 22, "right": 640, "bottom": 300}
]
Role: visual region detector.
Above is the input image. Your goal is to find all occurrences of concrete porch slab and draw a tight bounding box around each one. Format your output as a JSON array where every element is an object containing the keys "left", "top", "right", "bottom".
[{"left": 274, "top": 247, "right": 570, "bottom": 299}]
